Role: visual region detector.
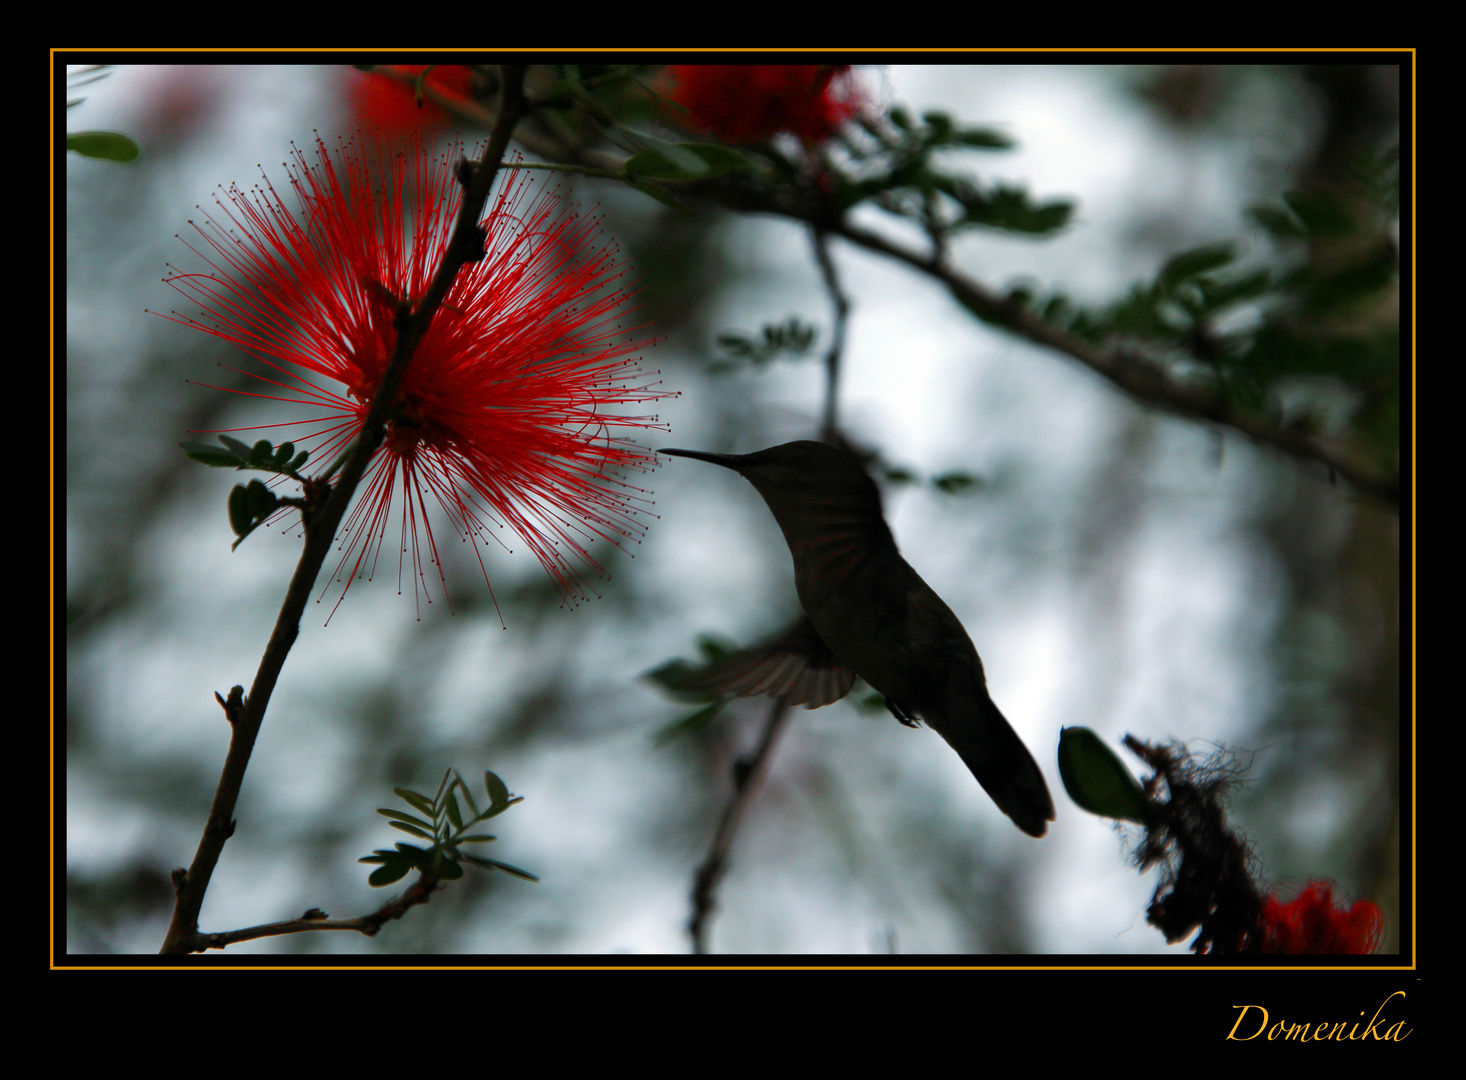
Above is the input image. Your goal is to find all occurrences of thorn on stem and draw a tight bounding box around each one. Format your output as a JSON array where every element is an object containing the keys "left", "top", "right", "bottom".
[{"left": 216, "top": 685, "right": 246, "bottom": 725}]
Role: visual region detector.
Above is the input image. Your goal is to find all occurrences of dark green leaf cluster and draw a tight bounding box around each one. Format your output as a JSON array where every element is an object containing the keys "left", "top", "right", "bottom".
[
  {"left": 181, "top": 436, "right": 313, "bottom": 550},
  {"left": 835, "top": 108, "right": 1074, "bottom": 237},
  {"left": 872, "top": 454, "right": 985, "bottom": 497},
  {"left": 1011, "top": 241, "right": 1271, "bottom": 348},
  {"left": 1010, "top": 176, "right": 1399, "bottom": 461},
  {"left": 539, "top": 69, "right": 1073, "bottom": 237},
  {"left": 646, "top": 635, "right": 740, "bottom": 745},
  {"left": 712, "top": 318, "right": 818, "bottom": 372},
  {"left": 887, "top": 107, "right": 1017, "bottom": 152},
  {"left": 360, "top": 769, "right": 538, "bottom": 887},
  {"left": 181, "top": 434, "right": 310, "bottom": 477},
  {"left": 1248, "top": 191, "right": 1399, "bottom": 324}
]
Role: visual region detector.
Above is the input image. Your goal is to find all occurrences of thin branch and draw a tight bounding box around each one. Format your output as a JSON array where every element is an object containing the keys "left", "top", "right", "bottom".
[
  {"left": 159, "top": 66, "right": 532, "bottom": 956},
  {"left": 689, "top": 698, "right": 792, "bottom": 954},
  {"left": 827, "top": 218, "right": 1400, "bottom": 507},
  {"left": 810, "top": 227, "right": 849, "bottom": 442},
  {"left": 693, "top": 172, "right": 1399, "bottom": 506},
  {"left": 188, "top": 873, "right": 442, "bottom": 951}
]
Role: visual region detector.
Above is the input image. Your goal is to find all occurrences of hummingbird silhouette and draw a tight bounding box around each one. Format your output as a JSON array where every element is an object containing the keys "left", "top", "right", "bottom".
[{"left": 660, "top": 440, "right": 1055, "bottom": 837}]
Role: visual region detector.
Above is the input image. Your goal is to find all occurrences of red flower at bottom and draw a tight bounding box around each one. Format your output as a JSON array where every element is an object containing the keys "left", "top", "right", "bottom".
[
  {"left": 1259, "top": 881, "right": 1384, "bottom": 954},
  {"left": 666, "top": 65, "right": 863, "bottom": 145},
  {"left": 161, "top": 135, "right": 673, "bottom": 618}
]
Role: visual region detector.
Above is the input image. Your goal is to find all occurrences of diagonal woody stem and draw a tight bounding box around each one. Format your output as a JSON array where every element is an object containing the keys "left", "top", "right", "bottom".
[
  {"left": 181, "top": 871, "right": 443, "bottom": 952},
  {"left": 159, "top": 66, "right": 531, "bottom": 955},
  {"left": 689, "top": 698, "right": 793, "bottom": 954},
  {"left": 810, "top": 227, "right": 849, "bottom": 442}
]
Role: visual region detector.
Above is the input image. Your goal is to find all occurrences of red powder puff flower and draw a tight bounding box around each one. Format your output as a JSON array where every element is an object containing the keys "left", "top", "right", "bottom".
[
  {"left": 665, "top": 65, "right": 863, "bottom": 145},
  {"left": 1259, "top": 880, "right": 1384, "bottom": 954},
  {"left": 160, "top": 135, "right": 671, "bottom": 618},
  {"left": 349, "top": 65, "right": 476, "bottom": 131}
]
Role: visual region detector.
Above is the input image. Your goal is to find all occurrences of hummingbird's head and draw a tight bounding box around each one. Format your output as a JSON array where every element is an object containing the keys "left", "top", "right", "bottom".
[
  {"left": 659, "top": 442, "right": 885, "bottom": 525},
  {"left": 660, "top": 440, "right": 862, "bottom": 482}
]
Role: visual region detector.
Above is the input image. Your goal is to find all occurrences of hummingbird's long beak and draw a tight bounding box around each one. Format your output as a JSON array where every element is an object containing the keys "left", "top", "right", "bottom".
[{"left": 659, "top": 447, "right": 750, "bottom": 471}]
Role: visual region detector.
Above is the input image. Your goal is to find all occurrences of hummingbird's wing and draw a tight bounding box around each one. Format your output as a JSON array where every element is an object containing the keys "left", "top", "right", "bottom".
[{"left": 663, "top": 616, "right": 855, "bottom": 709}]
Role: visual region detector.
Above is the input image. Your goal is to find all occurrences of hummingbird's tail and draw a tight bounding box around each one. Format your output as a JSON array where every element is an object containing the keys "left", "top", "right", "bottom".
[{"left": 932, "top": 692, "right": 1055, "bottom": 838}]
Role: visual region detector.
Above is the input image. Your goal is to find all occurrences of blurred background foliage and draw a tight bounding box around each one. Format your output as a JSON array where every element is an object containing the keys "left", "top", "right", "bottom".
[{"left": 62, "top": 60, "right": 1402, "bottom": 955}]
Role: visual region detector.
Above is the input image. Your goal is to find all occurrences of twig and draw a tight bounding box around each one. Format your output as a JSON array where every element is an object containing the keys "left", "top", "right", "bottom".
[
  {"left": 827, "top": 217, "right": 1400, "bottom": 507},
  {"left": 186, "top": 872, "right": 443, "bottom": 951},
  {"left": 158, "top": 66, "right": 532, "bottom": 956},
  {"left": 810, "top": 227, "right": 849, "bottom": 442},
  {"left": 685, "top": 227, "right": 852, "bottom": 953},
  {"left": 689, "top": 698, "right": 792, "bottom": 954}
]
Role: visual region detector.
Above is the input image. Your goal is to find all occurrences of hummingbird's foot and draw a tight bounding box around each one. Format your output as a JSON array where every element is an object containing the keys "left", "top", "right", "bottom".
[{"left": 885, "top": 699, "right": 922, "bottom": 728}]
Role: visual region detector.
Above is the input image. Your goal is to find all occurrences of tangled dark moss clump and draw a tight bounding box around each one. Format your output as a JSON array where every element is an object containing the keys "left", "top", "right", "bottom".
[{"left": 1123, "top": 737, "right": 1265, "bottom": 954}]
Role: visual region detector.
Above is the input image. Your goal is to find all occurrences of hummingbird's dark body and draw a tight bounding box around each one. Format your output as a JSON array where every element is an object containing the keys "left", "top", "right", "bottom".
[{"left": 661, "top": 440, "right": 1055, "bottom": 837}]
